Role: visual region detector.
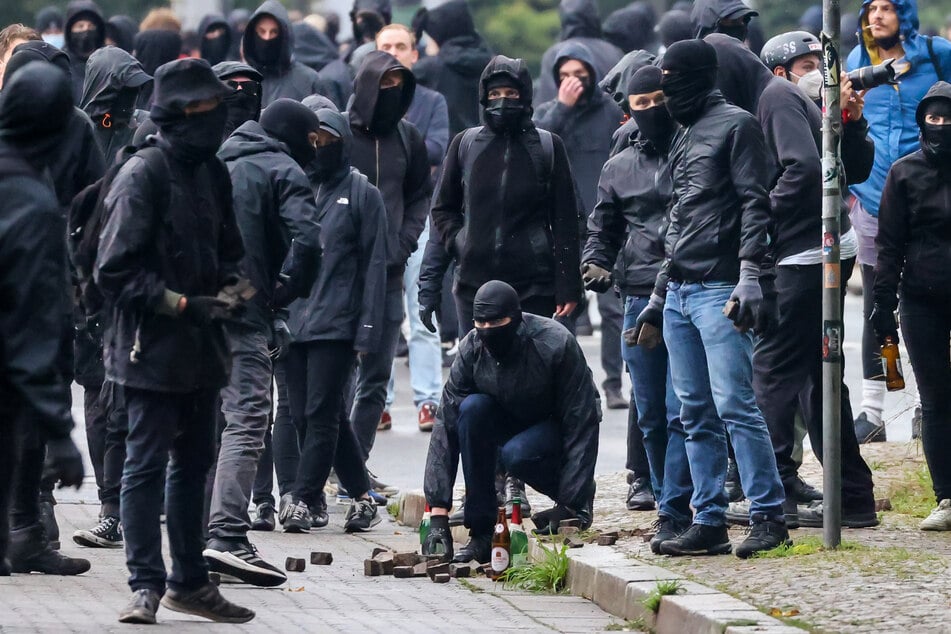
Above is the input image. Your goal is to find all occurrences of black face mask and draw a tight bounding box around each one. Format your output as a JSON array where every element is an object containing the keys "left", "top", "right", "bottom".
[
  {"left": 661, "top": 69, "right": 716, "bottom": 126},
  {"left": 717, "top": 22, "right": 748, "bottom": 42},
  {"left": 371, "top": 86, "right": 404, "bottom": 134},
  {"left": 631, "top": 104, "right": 674, "bottom": 152},
  {"left": 223, "top": 81, "right": 262, "bottom": 138},
  {"left": 308, "top": 141, "right": 345, "bottom": 182},
  {"left": 475, "top": 318, "right": 522, "bottom": 360},
  {"left": 921, "top": 123, "right": 951, "bottom": 162},
  {"left": 71, "top": 28, "right": 99, "bottom": 57},
  {"left": 160, "top": 104, "right": 228, "bottom": 162},
  {"left": 202, "top": 37, "right": 230, "bottom": 66},
  {"left": 254, "top": 35, "right": 282, "bottom": 66},
  {"left": 484, "top": 97, "right": 525, "bottom": 135},
  {"left": 108, "top": 88, "right": 139, "bottom": 127}
]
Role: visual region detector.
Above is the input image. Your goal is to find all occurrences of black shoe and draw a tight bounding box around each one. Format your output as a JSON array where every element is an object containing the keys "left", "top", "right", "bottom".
[
  {"left": 309, "top": 501, "right": 329, "bottom": 529},
  {"left": 160, "top": 582, "right": 254, "bottom": 623},
  {"left": 650, "top": 516, "right": 689, "bottom": 555},
  {"left": 449, "top": 498, "right": 465, "bottom": 527},
  {"left": 0, "top": 558, "right": 10, "bottom": 576},
  {"left": 604, "top": 388, "right": 628, "bottom": 410},
  {"left": 782, "top": 498, "right": 800, "bottom": 530},
  {"left": 786, "top": 476, "right": 823, "bottom": 503},
  {"left": 38, "top": 500, "right": 60, "bottom": 550},
  {"left": 724, "top": 460, "right": 744, "bottom": 503},
  {"left": 73, "top": 515, "right": 123, "bottom": 548},
  {"left": 504, "top": 477, "right": 532, "bottom": 518},
  {"left": 736, "top": 517, "right": 791, "bottom": 559},
  {"left": 203, "top": 538, "right": 286, "bottom": 587},
  {"left": 368, "top": 471, "right": 400, "bottom": 496},
  {"left": 797, "top": 502, "right": 880, "bottom": 528},
  {"left": 118, "top": 589, "right": 161, "bottom": 624},
  {"left": 279, "top": 499, "right": 312, "bottom": 533},
  {"left": 250, "top": 503, "right": 276, "bottom": 532},
  {"left": 626, "top": 476, "right": 656, "bottom": 511},
  {"left": 8, "top": 524, "right": 90, "bottom": 575},
  {"left": 911, "top": 406, "right": 922, "bottom": 440},
  {"left": 854, "top": 412, "right": 886, "bottom": 443},
  {"left": 659, "top": 523, "right": 732, "bottom": 556},
  {"left": 451, "top": 533, "right": 492, "bottom": 564},
  {"left": 344, "top": 498, "right": 381, "bottom": 533}
]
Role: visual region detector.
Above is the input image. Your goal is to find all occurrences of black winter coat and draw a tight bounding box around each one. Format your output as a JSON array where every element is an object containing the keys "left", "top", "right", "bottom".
[
  {"left": 424, "top": 313, "right": 601, "bottom": 511},
  {"left": 218, "top": 121, "right": 322, "bottom": 331},
  {"left": 95, "top": 136, "right": 244, "bottom": 393}
]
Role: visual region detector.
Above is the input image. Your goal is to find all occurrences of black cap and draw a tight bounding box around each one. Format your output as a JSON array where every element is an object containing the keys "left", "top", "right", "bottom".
[
  {"left": 212, "top": 60, "right": 263, "bottom": 83},
  {"left": 151, "top": 57, "right": 232, "bottom": 116}
]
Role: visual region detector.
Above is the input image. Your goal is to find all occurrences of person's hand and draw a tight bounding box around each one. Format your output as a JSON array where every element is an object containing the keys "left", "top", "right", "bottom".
[
  {"left": 840, "top": 72, "right": 866, "bottom": 121},
  {"left": 420, "top": 304, "right": 437, "bottom": 333},
  {"left": 558, "top": 76, "right": 585, "bottom": 108},
  {"left": 755, "top": 269, "right": 779, "bottom": 336},
  {"left": 726, "top": 261, "right": 763, "bottom": 332},
  {"left": 269, "top": 318, "right": 292, "bottom": 360},
  {"left": 870, "top": 303, "right": 899, "bottom": 345},
  {"left": 43, "top": 436, "right": 84, "bottom": 489},
  {"left": 554, "top": 302, "right": 577, "bottom": 318},
  {"left": 531, "top": 505, "right": 575, "bottom": 535},
  {"left": 627, "top": 293, "right": 664, "bottom": 348},
  {"left": 581, "top": 262, "right": 613, "bottom": 293},
  {"left": 181, "top": 295, "right": 230, "bottom": 326},
  {"left": 421, "top": 514, "right": 453, "bottom": 562}
]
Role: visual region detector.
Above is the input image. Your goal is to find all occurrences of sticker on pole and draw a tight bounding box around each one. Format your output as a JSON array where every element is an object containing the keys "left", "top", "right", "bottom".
[
  {"left": 821, "top": 33, "right": 840, "bottom": 88},
  {"left": 822, "top": 320, "right": 842, "bottom": 363}
]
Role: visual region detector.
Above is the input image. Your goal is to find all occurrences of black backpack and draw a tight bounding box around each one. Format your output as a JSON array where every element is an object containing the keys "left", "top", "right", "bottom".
[{"left": 457, "top": 125, "right": 554, "bottom": 196}]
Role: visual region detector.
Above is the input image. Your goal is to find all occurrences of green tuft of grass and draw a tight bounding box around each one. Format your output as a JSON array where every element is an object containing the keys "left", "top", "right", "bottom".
[
  {"left": 386, "top": 501, "right": 399, "bottom": 519},
  {"left": 642, "top": 579, "right": 684, "bottom": 613},
  {"left": 753, "top": 536, "right": 867, "bottom": 559},
  {"left": 887, "top": 464, "right": 935, "bottom": 518},
  {"left": 498, "top": 540, "right": 570, "bottom": 593},
  {"left": 605, "top": 618, "right": 649, "bottom": 632}
]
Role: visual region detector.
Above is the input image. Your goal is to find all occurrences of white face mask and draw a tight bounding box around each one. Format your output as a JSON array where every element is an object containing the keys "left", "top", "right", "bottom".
[
  {"left": 42, "top": 33, "right": 65, "bottom": 49},
  {"left": 793, "top": 68, "right": 823, "bottom": 102}
]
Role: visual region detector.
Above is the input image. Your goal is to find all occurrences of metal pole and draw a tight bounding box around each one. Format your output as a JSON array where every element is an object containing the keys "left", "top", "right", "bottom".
[{"left": 821, "top": 0, "right": 843, "bottom": 549}]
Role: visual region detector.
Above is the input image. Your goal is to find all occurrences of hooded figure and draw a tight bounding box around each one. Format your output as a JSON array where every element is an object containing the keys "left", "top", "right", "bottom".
[
  {"left": 228, "top": 8, "right": 251, "bottom": 60},
  {"left": 691, "top": 0, "right": 758, "bottom": 40},
  {"left": 63, "top": 0, "right": 106, "bottom": 102},
  {"left": 412, "top": 0, "right": 494, "bottom": 137},
  {"left": 597, "top": 50, "right": 655, "bottom": 155},
  {"left": 602, "top": 2, "right": 659, "bottom": 54},
  {"left": 657, "top": 10, "right": 697, "bottom": 51},
  {"left": 81, "top": 46, "right": 152, "bottom": 162},
  {"left": 348, "top": 0, "right": 391, "bottom": 57},
  {"left": 35, "top": 6, "right": 65, "bottom": 45},
  {"left": 535, "top": 0, "right": 623, "bottom": 106},
  {"left": 132, "top": 29, "right": 182, "bottom": 110},
  {"left": 106, "top": 15, "right": 138, "bottom": 52},
  {"left": 291, "top": 22, "right": 352, "bottom": 110},
  {"left": 241, "top": 0, "right": 326, "bottom": 106},
  {"left": 846, "top": 0, "right": 951, "bottom": 219},
  {"left": 199, "top": 14, "right": 232, "bottom": 66},
  {"left": 214, "top": 61, "right": 264, "bottom": 139}
]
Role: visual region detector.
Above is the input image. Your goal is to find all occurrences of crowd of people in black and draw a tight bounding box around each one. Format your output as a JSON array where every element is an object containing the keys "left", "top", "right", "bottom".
[{"left": 0, "top": 0, "right": 950, "bottom": 625}]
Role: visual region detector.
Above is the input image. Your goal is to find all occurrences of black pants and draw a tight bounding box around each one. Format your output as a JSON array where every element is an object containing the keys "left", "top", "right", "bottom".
[
  {"left": 753, "top": 260, "right": 875, "bottom": 514},
  {"left": 271, "top": 359, "right": 298, "bottom": 497},
  {"left": 901, "top": 292, "right": 951, "bottom": 501},
  {"left": 438, "top": 262, "right": 459, "bottom": 343},
  {"left": 285, "top": 341, "right": 370, "bottom": 508},
  {"left": 10, "top": 418, "right": 48, "bottom": 532},
  {"left": 0, "top": 403, "right": 21, "bottom": 561},
  {"left": 860, "top": 264, "right": 885, "bottom": 382},
  {"left": 97, "top": 381, "right": 128, "bottom": 517}
]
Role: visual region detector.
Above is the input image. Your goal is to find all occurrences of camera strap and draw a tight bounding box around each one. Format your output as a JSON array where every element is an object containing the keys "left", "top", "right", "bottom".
[{"left": 926, "top": 36, "right": 945, "bottom": 82}]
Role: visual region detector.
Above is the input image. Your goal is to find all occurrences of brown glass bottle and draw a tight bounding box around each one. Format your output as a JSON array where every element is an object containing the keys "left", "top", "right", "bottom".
[
  {"left": 489, "top": 507, "right": 510, "bottom": 580},
  {"left": 881, "top": 336, "right": 905, "bottom": 392}
]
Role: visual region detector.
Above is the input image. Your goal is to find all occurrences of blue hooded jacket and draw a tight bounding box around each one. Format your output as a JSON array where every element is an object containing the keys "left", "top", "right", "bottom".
[{"left": 846, "top": 0, "right": 951, "bottom": 216}]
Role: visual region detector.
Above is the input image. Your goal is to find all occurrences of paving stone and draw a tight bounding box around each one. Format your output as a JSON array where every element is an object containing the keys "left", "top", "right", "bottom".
[{"left": 310, "top": 552, "right": 333, "bottom": 565}]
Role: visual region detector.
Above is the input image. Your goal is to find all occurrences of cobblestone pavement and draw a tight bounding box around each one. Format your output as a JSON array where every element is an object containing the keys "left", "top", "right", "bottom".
[
  {"left": 589, "top": 442, "right": 951, "bottom": 634},
  {"left": 0, "top": 502, "right": 632, "bottom": 633}
]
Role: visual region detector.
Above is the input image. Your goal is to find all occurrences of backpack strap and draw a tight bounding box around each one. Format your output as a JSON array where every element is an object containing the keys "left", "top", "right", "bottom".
[
  {"left": 537, "top": 128, "right": 554, "bottom": 180},
  {"left": 926, "top": 36, "right": 945, "bottom": 82},
  {"left": 397, "top": 119, "right": 414, "bottom": 162},
  {"left": 135, "top": 146, "right": 171, "bottom": 220}
]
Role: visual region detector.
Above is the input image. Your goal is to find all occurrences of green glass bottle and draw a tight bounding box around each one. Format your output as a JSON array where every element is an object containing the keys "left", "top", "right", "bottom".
[
  {"left": 510, "top": 496, "right": 529, "bottom": 567},
  {"left": 419, "top": 503, "right": 431, "bottom": 546}
]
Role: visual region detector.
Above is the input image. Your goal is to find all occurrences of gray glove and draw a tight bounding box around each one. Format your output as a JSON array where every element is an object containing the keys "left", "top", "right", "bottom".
[
  {"left": 581, "top": 262, "right": 613, "bottom": 293},
  {"left": 726, "top": 261, "right": 762, "bottom": 332},
  {"left": 625, "top": 293, "right": 664, "bottom": 349}
]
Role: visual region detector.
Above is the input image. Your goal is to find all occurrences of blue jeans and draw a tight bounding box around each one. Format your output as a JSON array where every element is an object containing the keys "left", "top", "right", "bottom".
[
  {"left": 622, "top": 295, "right": 692, "bottom": 523},
  {"left": 663, "top": 282, "right": 785, "bottom": 526},
  {"left": 456, "top": 394, "right": 561, "bottom": 534},
  {"left": 387, "top": 221, "right": 443, "bottom": 409}
]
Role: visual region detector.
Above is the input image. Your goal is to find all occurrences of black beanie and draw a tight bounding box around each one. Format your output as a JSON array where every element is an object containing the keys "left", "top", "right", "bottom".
[
  {"left": 661, "top": 39, "right": 718, "bottom": 73},
  {"left": 473, "top": 280, "right": 521, "bottom": 321},
  {"left": 627, "top": 64, "right": 663, "bottom": 96},
  {"left": 260, "top": 98, "right": 321, "bottom": 166}
]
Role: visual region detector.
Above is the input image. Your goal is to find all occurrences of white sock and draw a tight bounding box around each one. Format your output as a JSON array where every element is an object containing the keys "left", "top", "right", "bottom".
[{"left": 861, "top": 379, "right": 886, "bottom": 425}]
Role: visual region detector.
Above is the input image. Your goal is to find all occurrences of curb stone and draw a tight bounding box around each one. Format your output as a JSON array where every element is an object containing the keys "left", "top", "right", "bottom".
[{"left": 400, "top": 491, "right": 806, "bottom": 633}]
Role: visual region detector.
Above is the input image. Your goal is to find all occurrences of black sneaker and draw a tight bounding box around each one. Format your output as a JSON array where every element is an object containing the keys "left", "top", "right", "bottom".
[
  {"left": 203, "top": 538, "right": 287, "bottom": 587},
  {"left": 787, "top": 476, "right": 823, "bottom": 503},
  {"left": 160, "top": 582, "right": 254, "bottom": 624},
  {"left": 344, "top": 498, "right": 381, "bottom": 533},
  {"left": 451, "top": 533, "right": 492, "bottom": 564},
  {"left": 250, "top": 503, "right": 275, "bottom": 532},
  {"left": 118, "top": 589, "right": 160, "bottom": 624},
  {"left": 797, "top": 502, "right": 880, "bottom": 528},
  {"left": 504, "top": 477, "right": 532, "bottom": 518},
  {"left": 73, "top": 515, "right": 123, "bottom": 548},
  {"left": 659, "top": 523, "right": 732, "bottom": 556},
  {"left": 736, "top": 517, "right": 791, "bottom": 559},
  {"left": 854, "top": 412, "right": 886, "bottom": 443},
  {"left": 626, "top": 476, "right": 656, "bottom": 511},
  {"left": 280, "top": 499, "right": 312, "bottom": 533},
  {"left": 649, "top": 516, "right": 689, "bottom": 555},
  {"left": 724, "top": 460, "right": 744, "bottom": 502},
  {"left": 38, "top": 500, "right": 60, "bottom": 550},
  {"left": 309, "top": 502, "right": 329, "bottom": 529}
]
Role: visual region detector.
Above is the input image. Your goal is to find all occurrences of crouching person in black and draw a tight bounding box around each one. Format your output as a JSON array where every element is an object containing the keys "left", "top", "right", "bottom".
[{"left": 422, "top": 281, "right": 601, "bottom": 563}]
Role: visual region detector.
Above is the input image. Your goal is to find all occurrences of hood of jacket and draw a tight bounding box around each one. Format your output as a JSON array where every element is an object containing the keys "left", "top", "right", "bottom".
[
  {"left": 855, "top": 0, "right": 923, "bottom": 66},
  {"left": 603, "top": 2, "right": 657, "bottom": 53},
  {"left": 64, "top": 0, "right": 106, "bottom": 55},
  {"left": 212, "top": 60, "right": 263, "bottom": 82},
  {"left": 705, "top": 33, "right": 774, "bottom": 114},
  {"left": 134, "top": 30, "right": 183, "bottom": 77},
  {"left": 479, "top": 54, "right": 534, "bottom": 107},
  {"left": 692, "top": 0, "right": 757, "bottom": 34},
  {"left": 35, "top": 6, "right": 64, "bottom": 32},
  {"left": 352, "top": 0, "right": 392, "bottom": 23},
  {"left": 106, "top": 15, "right": 137, "bottom": 52},
  {"left": 3, "top": 40, "right": 72, "bottom": 84},
  {"left": 349, "top": 50, "right": 415, "bottom": 130},
  {"left": 418, "top": 0, "right": 476, "bottom": 46},
  {"left": 291, "top": 22, "right": 339, "bottom": 71},
  {"left": 80, "top": 46, "right": 151, "bottom": 118},
  {"left": 314, "top": 107, "right": 353, "bottom": 180},
  {"left": 199, "top": 14, "right": 231, "bottom": 53},
  {"left": 915, "top": 80, "right": 951, "bottom": 127},
  {"left": 303, "top": 94, "right": 338, "bottom": 113},
  {"left": 598, "top": 49, "right": 656, "bottom": 112},
  {"left": 552, "top": 40, "right": 602, "bottom": 91},
  {"left": 218, "top": 118, "right": 287, "bottom": 161},
  {"left": 243, "top": 0, "right": 294, "bottom": 74},
  {"left": 560, "top": 0, "right": 602, "bottom": 40}
]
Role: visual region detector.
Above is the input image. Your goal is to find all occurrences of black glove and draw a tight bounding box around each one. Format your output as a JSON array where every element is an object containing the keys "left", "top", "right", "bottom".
[
  {"left": 870, "top": 303, "right": 899, "bottom": 345},
  {"left": 43, "top": 436, "right": 84, "bottom": 489},
  {"left": 271, "top": 274, "right": 293, "bottom": 309},
  {"left": 755, "top": 267, "right": 779, "bottom": 336},
  {"left": 269, "top": 318, "right": 292, "bottom": 360},
  {"left": 421, "top": 514, "right": 453, "bottom": 562},
  {"left": 420, "top": 304, "right": 437, "bottom": 334},
  {"left": 726, "top": 261, "right": 763, "bottom": 332},
  {"left": 181, "top": 295, "right": 230, "bottom": 326},
  {"left": 581, "top": 262, "right": 613, "bottom": 293},
  {"left": 531, "top": 505, "right": 575, "bottom": 535},
  {"left": 627, "top": 293, "right": 665, "bottom": 349}
]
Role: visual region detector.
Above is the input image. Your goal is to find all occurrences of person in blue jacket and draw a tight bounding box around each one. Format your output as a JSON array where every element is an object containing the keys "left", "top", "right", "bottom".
[{"left": 845, "top": 0, "right": 951, "bottom": 443}]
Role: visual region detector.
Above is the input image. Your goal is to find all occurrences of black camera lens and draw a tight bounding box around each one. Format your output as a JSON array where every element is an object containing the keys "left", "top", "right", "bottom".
[{"left": 847, "top": 58, "right": 897, "bottom": 91}]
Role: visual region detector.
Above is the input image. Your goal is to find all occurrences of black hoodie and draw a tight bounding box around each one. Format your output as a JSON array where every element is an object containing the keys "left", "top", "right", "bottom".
[
  {"left": 602, "top": 2, "right": 659, "bottom": 54},
  {"left": 291, "top": 22, "right": 352, "bottom": 110},
  {"left": 692, "top": 0, "right": 757, "bottom": 38},
  {"left": 349, "top": 51, "right": 431, "bottom": 290},
  {"left": 536, "top": 0, "right": 623, "bottom": 106},
  {"left": 133, "top": 30, "right": 182, "bottom": 110},
  {"left": 64, "top": 0, "right": 106, "bottom": 102},
  {"left": 412, "top": 0, "right": 494, "bottom": 137},
  {"left": 106, "top": 15, "right": 138, "bottom": 52},
  {"left": 242, "top": 0, "right": 325, "bottom": 106},
  {"left": 199, "top": 14, "right": 232, "bottom": 65},
  {"left": 81, "top": 46, "right": 152, "bottom": 162}
]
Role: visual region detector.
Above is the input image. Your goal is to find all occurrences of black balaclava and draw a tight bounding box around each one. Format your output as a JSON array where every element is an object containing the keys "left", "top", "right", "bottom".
[
  {"left": 371, "top": 79, "right": 405, "bottom": 134},
  {"left": 717, "top": 17, "right": 749, "bottom": 42},
  {"left": 0, "top": 62, "right": 72, "bottom": 169},
  {"left": 627, "top": 65, "right": 674, "bottom": 152},
  {"left": 660, "top": 39, "right": 718, "bottom": 126},
  {"left": 472, "top": 280, "right": 523, "bottom": 360},
  {"left": 214, "top": 62, "right": 264, "bottom": 137},
  {"left": 308, "top": 107, "right": 350, "bottom": 184},
  {"left": 260, "top": 98, "right": 321, "bottom": 167},
  {"left": 250, "top": 16, "right": 283, "bottom": 67},
  {"left": 484, "top": 74, "right": 525, "bottom": 135},
  {"left": 920, "top": 98, "right": 951, "bottom": 163}
]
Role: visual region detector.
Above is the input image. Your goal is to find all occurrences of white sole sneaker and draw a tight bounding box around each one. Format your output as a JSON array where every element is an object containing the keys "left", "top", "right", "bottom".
[
  {"left": 920, "top": 500, "right": 951, "bottom": 531},
  {"left": 202, "top": 548, "right": 287, "bottom": 588}
]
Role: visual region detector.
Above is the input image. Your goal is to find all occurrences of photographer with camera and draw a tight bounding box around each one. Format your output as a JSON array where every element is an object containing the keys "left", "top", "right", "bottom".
[{"left": 845, "top": 0, "right": 951, "bottom": 443}]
